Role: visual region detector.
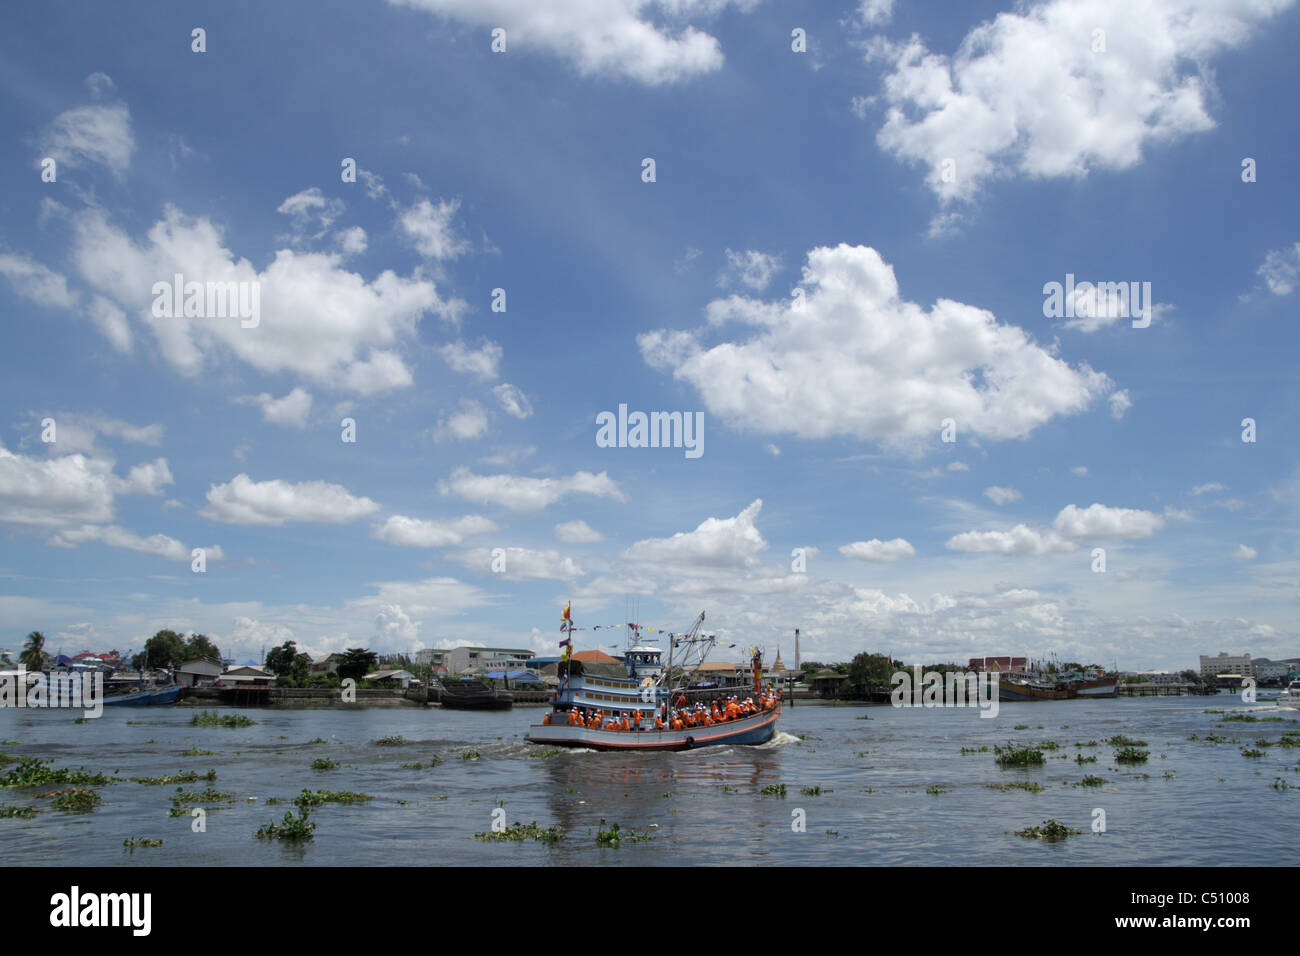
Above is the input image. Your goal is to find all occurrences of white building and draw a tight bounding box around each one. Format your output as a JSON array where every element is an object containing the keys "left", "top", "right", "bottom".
[
  {"left": 446, "top": 646, "right": 534, "bottom": 675},
  {"left": 1199, "top": 652, "right": 1253, "bottom": 678}
]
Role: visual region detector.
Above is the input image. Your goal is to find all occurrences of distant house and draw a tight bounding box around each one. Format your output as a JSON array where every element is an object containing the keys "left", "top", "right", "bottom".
[
  {"left": 693, "top": 660, "right": 744, "bottom": 688},
  {"left": 219, "top": 665, "right": 276, "bottom": 687},
  {"left": 810, "top": 668, "right": 851, "bottom": 697},
  {"left": 363, "top": 668, "right": 416, "bottom": 689},
  {"left": 177, "top": 657, "right": 225, "bottom": 688},
  {"left": 309, "top": 654, "right": 345, "bottom": 676},
  {"left": 447, "top": 646, "right": 534, "bottom": 675}
]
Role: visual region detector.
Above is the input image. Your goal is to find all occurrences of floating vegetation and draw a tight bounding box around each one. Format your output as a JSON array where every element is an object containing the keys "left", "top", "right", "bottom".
[
  {"left": 168, "top": 788, "right": 234, "bottom": 816},
  {"left": 1221, "top": 714, "right": 1284, "bottom": 723},
  {"left": 759, "top": 783, "right": 787, "bottom": 797},
  {"left": 1188, "top": 734, "right": 1231, "bottom": 743},
  {"left": 800, "top": 786, "right": 825, "bottom": 796},
  {"left": 1106, "top": 735, "right": 1147, "bottom": 747},
  {"left": 179, "top": 747, "right": 216, "bottom": 757},
  {"left": 130, "top": 770, "right": 216, "bottom": 786},
  {"left": 459, "top": 750, "right": 481, "bottom": 760},
  {"left": 1013, "top": 724, "right": 1029, "bottom": 730},
  {"left": 926, "top": 784, "right": 947, "bottom": 795},
  {"left": 256, "top": 807, "right": 316, "bottom": 842},
  {"left": 475, "top": 820, "right": 564, "bottom": 844},
  {"left": 1015, "top": 819, "right": 1079, "bottom": 841},
  {"left": 308, "top": 737, "right": 327, "bottom": 744},
  {"left": 1241, "top": 748, "right": 1266, "bottom": 759},
  {"left": 987, "top": 781, "right": 1043, "bottom": 793},
  {"left": 1075, "top": 754, "right": 1098, "bottom": 764},
  {"left": 373, "top": 735, "right": 407, "bottom": 746},
  {"left": 1075, "top": 776, "right": 1107, "bottom": 788},
  {"left": 960, "top": 746, "right": 990, "bottom": 755},
  {"left": 1114, "top": 747, "right": 1150, "bottom": 764},
  {"left": 0, "top": 753, "right": 14, "bottom": 765},
  {"left": 0, "top": 759, "right": 112, "bottom": 789},
  {"left": 49, "top": 789, "right": 101, "bottom": 812},
  {"left": 856, "top": 715, "right": 872, "bottom": 720},
  {"left": 122, "top": 837, "right": 162, "bottom": 849},
  {"left": 0, "top": 805, "right": 37, "bottom": 818},
  {"left": 994, "top": 745, "right": 1045, "bottom": 768},
  {"left": 311, "top": 759, "right": 337, "bottom": 772},
  {"left": 1039, "top": 740, "right": 1061, "bottom": 751},
  {"left": 190, "top": 710, "right": 255, "bottom": 728},
  {"left": 528, "top": 748, "right": 565, "bottom": 759},
  {"left": 293, "top": 789, "right": 374, "bottom": 808},
  {"left": 863, "top": 787, "right": 875, "bottom": 794},
  {"left": 1075, "top": 740, "right": 1099, "bottom": 747},
  {"left": 595, "top": 819, "right": 652, "bottom": 847},
  {"left": 1271, "top": 778, "right": 1290, "bottom": 790}
]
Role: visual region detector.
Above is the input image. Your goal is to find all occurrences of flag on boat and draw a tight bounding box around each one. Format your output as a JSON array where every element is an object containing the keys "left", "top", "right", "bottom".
[{"left": 562, "top": 601, "right": 571, "bottom": 622}]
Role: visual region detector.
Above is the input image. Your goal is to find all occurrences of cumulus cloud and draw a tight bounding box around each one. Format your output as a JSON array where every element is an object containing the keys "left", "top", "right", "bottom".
[
  {"left": 47, "top": 524, "right": 222, "bottom": 563},
  {"left": 373, "top": 513, "right": 501, "bottom": 547},
  {"left": 640, "top": 244, "right": 1112, "bottom": 446},
  {"left": 1108, "top": 389, "right": 1132, "bottom": 419},
  {"left": 866, "top": 0, "right": 1291, "bottom": 207},
  {"left": 387, "top": 0, "right": 759, "bottom": 85},
  {"left": 276, "top": 187, "right": 346, "bottom": 241},
  {"left": 68, "top": 204, "right": 462, "bottom": 394},
  {"left": 947, "top": 524, "right": 1076, "bottom": 556},
  {"left": 38, "top": 87, "right": 134, "bottom": 177},
  {"left": 493, "top": 383, "right": 533, "bottom": 419},
  {"left": 439, "top": 467, "right": 625, "bottom": 513},
  {"left": 439, "top": 340, "right": 502, "bottom": 381},
  {"left": 0, "top": 254, "right": 79, "bottom": 310},
  {"left": 719, "top": 249, "right": 780, "bottom": 292},
  {"left": 554, "top": 519, "right": 604, "bottom": 543},
  {"left": 625, "top": 499, "right": 767, "bottom": 570},
  {"left": 1257, "top": 242, "right": 1300, "bottom": 295},
  {"left": 1233, "top": 544, "right": 1258, "bottom": 560},
  {"left": 858, "top": 0, "right": 894, "bottom": 26},
  {"left": 435, "top": 398, "right": 490, "bottom": 442},
  {"left": 118, "top": 458, "right": 174, "bottom": 496},
  {"left": 201, "top": 474, "right": 380, "bottom": 526},
  {"left": 839, "top": 538, "right": 916, "bottom": 562},
  {"left": 1052, "top": 503, "right": 1164, "bottom": 539},
  {"left": 0, "top": 446, "right": 119, "bottom": 527},
  {"left": 400, "top": 198, "right": 469, "bottom": 260},
  {"left": 984, "top": 485, "right": 1022, "bottom": 505},
  {"left": 240, "top": 387, "right": 313, "bottom": 428}
]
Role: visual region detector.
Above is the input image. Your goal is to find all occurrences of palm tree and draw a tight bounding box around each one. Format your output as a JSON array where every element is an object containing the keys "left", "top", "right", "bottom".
[{"left": 19, "top": 631, "right": 46, "bottom": 670}]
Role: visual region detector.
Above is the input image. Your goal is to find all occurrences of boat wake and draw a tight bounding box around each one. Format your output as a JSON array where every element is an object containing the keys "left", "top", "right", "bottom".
[{"left": 755, "top": 731, "right": 800, "bottom": 750}]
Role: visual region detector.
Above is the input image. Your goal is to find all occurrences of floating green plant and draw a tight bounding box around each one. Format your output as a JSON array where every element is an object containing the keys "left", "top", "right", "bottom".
[
  {"left": 1106, "top": 735, "right": 1147, "bottom": 747},
  {"left": 256, "top": 806, "right": 316, "bottom": 841},
  {"left": 0, "top": 759, "right": 111, "bottom": 788},
  {"left": 190, "top": 710, "right": 255, "bottom": 728},
  {"left": 475, "top": 820, "right": 563, "bottom": 844},
  {"left": 130, "top": 770, "right": 216, "bottom": 786},
  {"left": 994, "top": 745, "right": 1045, "bottom": 768},
  {"left": 1015, "top": 819, "right": 1079, "bottom": 841},
  {"left": 311, "top": 758, "right": 336, "bottom": 772},
  {"left": 373, "top": 735, "right": 407, "bottom": 746},
  {"left": 987, "top": 781, "right": 1043, "bottom": 793},
  {"left": 49, "top": 788, "right": 101, "bottom": 812},
  {"left": 1075, "top": 776, "right": 1107, "bottom": 787},
  {"left": 759, "top": 783, "right": 787, "bottom": 796},
  {"left": 122, "top": 837, "right": 162, "bottom": 849},
  {"left": 1114, "top": 747, "right": 1150, "bottom": 764}
]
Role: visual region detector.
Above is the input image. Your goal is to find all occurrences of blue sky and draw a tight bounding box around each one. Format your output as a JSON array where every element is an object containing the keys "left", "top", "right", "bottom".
[{"left": 1, "top": 0, "right": 1297, "bottom": 671}]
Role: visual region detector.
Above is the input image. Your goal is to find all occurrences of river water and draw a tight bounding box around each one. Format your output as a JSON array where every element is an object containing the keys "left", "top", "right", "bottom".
[{"left": 2, "top": 695, "right": 1295, "bottom": 866}]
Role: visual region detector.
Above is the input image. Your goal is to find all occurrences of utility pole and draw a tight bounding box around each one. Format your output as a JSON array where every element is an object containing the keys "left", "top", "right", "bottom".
[{"left": 794, "top": 628, "right": 800, "bottom": 673}]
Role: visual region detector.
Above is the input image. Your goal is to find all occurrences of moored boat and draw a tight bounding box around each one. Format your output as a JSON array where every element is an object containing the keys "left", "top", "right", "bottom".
[
  {"left": 1277, "top": 679, "right": 1300, "bottom": 708},
  {"left": 102, "top": 683, "right": 180, "bottom": 706},
  {"left": 438, "top": 678, "right": 513, "bottom": 710},
  {"left": 526, "top": 606, "right": 781, "bottom": 751}
]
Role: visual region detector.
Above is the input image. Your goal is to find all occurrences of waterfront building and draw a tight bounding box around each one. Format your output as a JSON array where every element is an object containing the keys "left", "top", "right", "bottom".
[
  {"left": 446, "top": 646, "right": 534, "bottom": 675},
  {"left": 968, "top": 656, "right": 1028, "bottom": 672},
  {"left": 219, "top": 664, "right": 276, "bottom": 686},
  {"left": 1199, "top": 652, "right": 1253, "bottom": 678},
  {"left": 362, "top": 668, "right": 416, "bottom": 688},
  {"left": 176, "top": 657, "right": 224, "bottom": 687}
]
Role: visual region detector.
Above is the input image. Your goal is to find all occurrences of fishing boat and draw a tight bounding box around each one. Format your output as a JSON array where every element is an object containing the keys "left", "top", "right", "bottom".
[
  {"left": 995, "top": 671, "right": 1071, "bottom": 702},
  {"left": 1276, "top": 679, "right": 1300, "bottom": 708},
  {"left": 438, "top": 677, "right": 513, "bottom": 710},
  {"left": 102, "top": 683, "right": 180, "bottom": 706},
  {"left": 526, "top": 606, "right": 781, "bottom": 751}
]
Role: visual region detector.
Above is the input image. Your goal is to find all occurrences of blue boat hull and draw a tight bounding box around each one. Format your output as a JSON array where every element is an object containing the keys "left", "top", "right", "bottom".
[{"left": 102, "top": 685, "right": 180, "bottom": 706}]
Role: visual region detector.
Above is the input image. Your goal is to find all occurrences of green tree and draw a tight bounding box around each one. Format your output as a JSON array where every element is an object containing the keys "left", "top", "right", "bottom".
[
  {"left": 184, "top": 633, "right": 222, "bottom": 662},
  {"left": 336, "top": 648, "right": 378, "bottom": 683},
  {"left": 265, "top": 641, "right": 299, "bottom": 680},
  {"left": 131, "top": 629, "right": 187, "bottom": 671},
  {"left": 19, "top": 631, "right": 47, "bottom": 670},
  {"left": 848, "top": 652, "right": 894, "bottom": 688}
]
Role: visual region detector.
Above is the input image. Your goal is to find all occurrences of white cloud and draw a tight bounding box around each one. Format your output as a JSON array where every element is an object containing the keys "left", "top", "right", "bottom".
[
  {"left": 439, "top": 467, "right": 625, "bottom": 513},
  {"left": 984, "top": 485, "right": 1022, "bottom": 506},
  {"left": 625, "top": 499, "right": 766, "bottom": 570},
  {"left": 867, "top": 0, "right": 1291, "bottom": 206},
  {"left": 0, "top": 253, "right": 79, "bottom": 310},
  {"left": 0, "top": 446, "right": 118, "bottom": 527},
  {"left": 1108, "top": 389, "right": 1132, "bottom": 419},
  {"left": 839, "top": 538, "right": 916, "bottom": 562},
  {"left": 201, "top": 474, "right": 380, "bottom": 526},
  {"left": 336, "top": 226, "right": 367, "bottom": 256},
  {"left": 373, "top": 514, "right": 501, "bottom": 547},
  {"left": 1191, "top": 482, "right": 1227, "bottom": 496},
  {"left": 1072, "top": 466, "right": 1088, "bottom": 477},
  {"left": 1233, "top": 544, "right": 1258, "bottom": 560},
  {"left": 243, "top": 387, "right": 313, "bottom": 428},
  {"left": 39, "top": 97, "right": 134, "bottom": 178},
  {"left": 947, "top": 460, "right": 969, "bottom": 471},
  {"left": 374, "top": 604, "right": 421, "bottom": 645},
  {"left": 276, "top": 187, "right": 345, "bottom": 240},
  {"left": 88, "top": 295, "right": 132, "bottom": 353},
  {"left": 118, "top": 458, "right": 174, "bottom": 496},
  {"left": 400, "top": 198, "right": 469, "bottom": 260},
  {"left": 25, "top": 413, "right": 164, "bottom": 455},
  {"left": 763, "top": 443, "right": 781, "bottom": 456},
  {"left": 439, "top": 340, "right": 502, "bottom": 381},
  {"left": 1257, "top": 242, "right": 1300, "bottom": 295},
  {"left": 388, "top": 0, "right": 758, "bottom": 85},
  {"left": 947, "top": 524, "right": 1076, "bottom": 556},
  {"left": 435, "top": 398, "right": 491, "bottom": 442},
  {"left": 640, "top": 244, "right": 1112, "bottom": 446},
  {"left": 719, "top": 249, "right": 780, "bottom": 292},
  {"left": 1052, "top": 503, "right": 1164, "bottom": 539},
  {"left": 47, "top": 524, "right": 222, "bottom": 563},
  {"left": 452, "top": 546, "right": 584, "bottom": 582},
  {"left": 555, "top": 519, "right": 604, "bottom": 543},
  {"left": 69, "top": 205, "right": 461, "bottom": 395},
  {"left": 858, "top": 0, "right": 894, "bottom": 26},
  {"left": 493, "top": 383, "right": 533, "bottom": 419}
]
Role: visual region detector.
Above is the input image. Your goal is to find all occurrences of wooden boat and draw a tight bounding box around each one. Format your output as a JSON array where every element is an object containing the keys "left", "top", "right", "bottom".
[
  {"left": 996, "top": 673, "right": 1070, "bottom": 702},
  {"left": 438, "top": 678, "right": 513, "bottom": 710},
  {"left": 102, "top": 683, "right": 180, "bottom": 706},
  {"left": 527, "top": 608, "right": 781, "bottom": 751}
]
